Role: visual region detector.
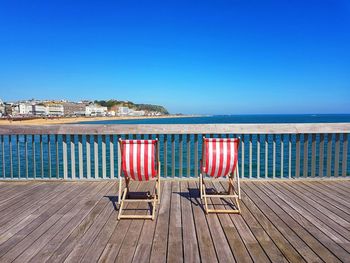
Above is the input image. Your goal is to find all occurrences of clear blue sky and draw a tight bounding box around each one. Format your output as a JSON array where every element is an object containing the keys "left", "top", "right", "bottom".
[{"left": 0, "top": 0, "right": 349, "bottom": 114}]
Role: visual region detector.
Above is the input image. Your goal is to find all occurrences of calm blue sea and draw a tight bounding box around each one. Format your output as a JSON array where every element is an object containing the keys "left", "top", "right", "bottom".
[
  {"left": 78, "top": 114, "right": 350, "bottom": 125},
  {"left": 1, "top": 114, "right": 349, "bottom": 179}
]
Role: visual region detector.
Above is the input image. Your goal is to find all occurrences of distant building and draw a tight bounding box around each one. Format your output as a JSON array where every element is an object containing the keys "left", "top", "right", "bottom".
[
  {"left": 46, "top": 103, "right": 64, "bottom": 116},
  {"left": 33, "top": 104, "right": 48, "bottom": 116},
  {"left": 117, "top": 107, "right": 130, "bottom": 116},
  {"left": 128, "top": 109, "right": 145, "bottom": 116},
  {"left": 85, "top": 104, "right": 107, "bottom": 117},
  {"left": 18, "top": 103, "right": 34, "bottom": 115},
  {"left": 62, "top": 102, "right": 86, "bottom": 116},
  {"left": 0, "top": 100, "right": 4, "bottom": 117},
  {"left": 107, "top": 110, "right": 116, "bottom": 117}
]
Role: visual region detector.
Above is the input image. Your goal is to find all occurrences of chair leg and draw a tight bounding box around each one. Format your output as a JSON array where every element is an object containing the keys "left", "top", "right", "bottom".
[
  {"left": 118, "top": 176, "right": 122, "bottom": 205},
  {"left": 118, "top": 187, "right": 128, "bottom": 220},
  {"left": 200, "top": 173, "right": 203, "bottom": 199},
  {"left": 202, "top": 179, "right": 209, "bottom": 214}
]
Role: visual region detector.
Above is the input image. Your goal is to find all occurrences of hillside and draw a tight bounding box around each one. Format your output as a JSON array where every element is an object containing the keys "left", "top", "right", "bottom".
[{"left": 94, "top": 100, "right": 169, "bottom": 114}]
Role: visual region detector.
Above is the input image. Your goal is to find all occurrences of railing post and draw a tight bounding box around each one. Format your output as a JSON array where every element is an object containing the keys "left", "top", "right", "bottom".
[
  {"left": 295, "top": 134, "right": 300, "bottom": 178},
  {"left": 62, "top": 134, "right": 68, "bottom": 179},
  {"left": 342, "top": 133, "right": 348, "bottom": 177}
]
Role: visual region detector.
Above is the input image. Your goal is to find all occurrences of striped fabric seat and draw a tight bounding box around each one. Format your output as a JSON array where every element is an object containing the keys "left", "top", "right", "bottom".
[
  {"left": 202, "top": 138, "right": 239, "bottom": 178},
  {"left": 121, "top": 140, "right": 157, "bottom": 181}
]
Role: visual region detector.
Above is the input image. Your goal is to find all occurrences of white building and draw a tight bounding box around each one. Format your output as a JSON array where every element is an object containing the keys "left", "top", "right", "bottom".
[
  {"left": 0, "top": 100, "right": 4, "bottom": 117},
  {"left": 128, "top": 109, "right": 145, "bottom": 116},
  {"left": 118, "top": 107, "right": 130, "bottom": 116},
  {"left": 33, "top": 105, "right": 48, "bottom": 116},
  {"left": 18, "top": 103, "right": 34, "bottom": 115},
  {"left": 46, "top": 104, "right": 64, "bottom": 116},
  {"left": 85, "top": 104, "right": 107, "bottom": 117}
]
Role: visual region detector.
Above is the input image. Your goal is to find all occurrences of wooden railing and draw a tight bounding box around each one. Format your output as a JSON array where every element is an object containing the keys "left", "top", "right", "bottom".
[{"left": 0, "top": 123, "right": 349, "bottom": 180}]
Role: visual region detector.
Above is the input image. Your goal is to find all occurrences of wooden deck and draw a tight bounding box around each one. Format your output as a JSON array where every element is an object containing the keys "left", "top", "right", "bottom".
[{"left": 0, "top": 179, "right": 349, "bottom": 262}]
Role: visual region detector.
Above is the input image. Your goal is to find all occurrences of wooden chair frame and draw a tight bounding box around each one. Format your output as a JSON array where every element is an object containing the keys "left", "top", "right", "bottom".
[
  {"left": 117, "top": 139, "right": 161, "bottom": 220},
  {"left": 200, "top": 137, "right": 241, "bottom": 214}
]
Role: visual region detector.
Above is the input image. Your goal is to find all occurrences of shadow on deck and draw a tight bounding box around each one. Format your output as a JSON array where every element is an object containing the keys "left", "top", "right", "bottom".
[{"left": 0, "top": 179, "right": 349, "bottom": 262}]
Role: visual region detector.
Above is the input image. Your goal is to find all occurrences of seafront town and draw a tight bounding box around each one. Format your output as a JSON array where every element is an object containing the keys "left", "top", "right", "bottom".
[{"left": 0, "top": 98, "right": 164, "bottom": 118}]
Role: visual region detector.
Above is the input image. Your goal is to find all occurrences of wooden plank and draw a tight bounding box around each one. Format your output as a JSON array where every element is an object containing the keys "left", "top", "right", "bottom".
[
  {"left": 254, "top": 182, "right": 350, "bottom": 262},
  {"left": 131, "top": 182, "right": 164, "bottom": 263},
  {"left": 202, "top": 182, "right": 235, "bottom": 262},
  {"left": 261, "top": 182, "right": 350, "bottom": 254},
  {"left": 302, "top": 182, "right": 350, "bottom": 210},
  {"left": 0, "top": 183, "right": 85, "bottom": 255},
  {"left": 245, "top": 182, "right": 339, "bottom": 263},
  {"left": 187, "top": 181, "right": 218, "bottom": 263},
  {"left": 342, "top": 133, "right": 348, "bottom": 177},
  {"left": 167, "top": 181, "right": 183, "bottom": 263},
  {"left": 179, "top": 181, "right": 200, "bottom": 262},
  {"left": 1, "top": 183, "right": 95, "bottom": 262},
  {"left": 286, "top": 182, "right": 350, "bottom": 222},
  {"left": 97, "top": 182, "right": 143, "bottom": 263},
  {"left": 2, "top": 123, "right": 350, "bottom": 135},
  {"left": 0, "top": 183, "right": 84, "bottom": 248},
  {"left": 60, "top": 183, "right": 118, "bottom": 263},
  {"left": 230, "top": 184, "right": 296, "bottom": 263},
  {"left": 149, "top": 181, "right": 172, "bottom": 262},
  {"left": 41, "top": 182, "right": 113, "bottom": 263},
  {"left": 278, "top": 182, "right": 350, "bottom": 234},
  {"left": 209, "top": 182, "right": 252, "bottom": 263}
]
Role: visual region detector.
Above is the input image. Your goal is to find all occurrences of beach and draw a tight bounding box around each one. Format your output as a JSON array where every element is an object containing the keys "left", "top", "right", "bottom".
[{"left": 0, "top": 115, "right": 195, "bottom": 125}]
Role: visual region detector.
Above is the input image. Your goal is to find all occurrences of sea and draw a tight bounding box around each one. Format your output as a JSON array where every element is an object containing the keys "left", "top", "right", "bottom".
[{"left": 1, "top": 114, "right": 349, "bottom": 179}]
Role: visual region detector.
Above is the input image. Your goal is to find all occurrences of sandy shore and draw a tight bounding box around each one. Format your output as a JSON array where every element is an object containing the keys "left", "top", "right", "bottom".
[{"left": 0, "top": 115, "right": 198, "bottom": 125}]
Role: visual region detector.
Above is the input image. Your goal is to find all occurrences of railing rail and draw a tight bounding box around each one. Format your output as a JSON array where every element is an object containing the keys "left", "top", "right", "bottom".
[{"left": 0, "top": 123, "right": 349, "bottom": 180}]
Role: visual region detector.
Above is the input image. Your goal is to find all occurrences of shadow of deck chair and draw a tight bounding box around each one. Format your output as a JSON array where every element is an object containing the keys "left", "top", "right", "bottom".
[
  {"left": 200, "top": 137, "right": 241, "bottom": 214},
  {"left": 117, "top": 139, "right": 160, "bottom": 220}
]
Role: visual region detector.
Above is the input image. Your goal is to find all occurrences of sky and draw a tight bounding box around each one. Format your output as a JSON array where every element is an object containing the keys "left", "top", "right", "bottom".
[{"left": 0, "top": 0, "right": 349, "bottom": 114}]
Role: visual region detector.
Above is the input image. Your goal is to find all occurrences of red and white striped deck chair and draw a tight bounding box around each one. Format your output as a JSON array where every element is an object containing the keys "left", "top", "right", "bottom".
[
  {"left": 200, "top": 137, "right": 241, "bottom": 214},
  {"left": 118, "top": 139, "right": 160, "bottom": 220}
]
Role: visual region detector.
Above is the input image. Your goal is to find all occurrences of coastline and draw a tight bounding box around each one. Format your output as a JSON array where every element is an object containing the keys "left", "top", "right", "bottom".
[{"left": 0, "top": 115, "right": 199, "bottom": 126}]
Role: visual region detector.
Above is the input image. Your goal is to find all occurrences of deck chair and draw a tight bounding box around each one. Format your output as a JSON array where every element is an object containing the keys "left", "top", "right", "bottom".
[
  {"left": 200, "top": 137, "right": 241, "bottom": 214},
  {"left": 117, "top": 139, "right": 161, "bottom": 220}
]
